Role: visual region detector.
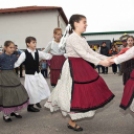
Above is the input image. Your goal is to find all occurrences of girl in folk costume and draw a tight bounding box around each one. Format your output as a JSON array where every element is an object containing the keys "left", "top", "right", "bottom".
[
  {"left": 15, "top": 37, "right": 52, "bottom": 112},
  {"left": 45, "top": 14, "right": 115, "bottom": 131},
  {"left": 116, "top": 36, "right": 134, "bottom": 85},
  {"left": 110, "top": 36, "right": 134, "bottom": 111},
  {"left": 44, "top": 28, "right": 66, "bottom": 87},
  {"left": 0, "top": 41, "right": 29, "bottom": 122}
]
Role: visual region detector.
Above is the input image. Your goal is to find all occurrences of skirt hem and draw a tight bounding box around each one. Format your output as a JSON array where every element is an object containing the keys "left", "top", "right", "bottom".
[{"left": 70, "top": 94, "right": 115, "bottom": 112}]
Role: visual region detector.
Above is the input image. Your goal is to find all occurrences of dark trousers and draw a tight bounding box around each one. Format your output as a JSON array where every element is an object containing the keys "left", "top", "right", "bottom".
[
  {"left": 112, "top": 64, "right": 117, "bottom": 73},
  {"left": 97, "top": 65, "right": 102, "bottom": 73},
  {"left": 41, "top": 69, "right": 48, "bottom": 78},
  {"left": 102, "top": 66, "right": 108, "bottom": 73},
  {"left": 15, "top": 64, "right": 23, "bottom": 77}
]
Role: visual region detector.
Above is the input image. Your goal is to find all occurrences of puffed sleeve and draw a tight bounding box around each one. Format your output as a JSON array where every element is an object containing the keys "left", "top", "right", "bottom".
[
  {"left": 69, "top": 36, "right": 107, "bottom": 65},
  {"left": 14, "top": 52, "right": 26, "bottom": 68},
  {"left": 38, "top": 51, "right": 52, "bottom": 60},
  {"left": 44, "top": 42, "right": 51, "bottom": 53},
  {"left": 114, "top": 46, "right": 134, "bottom": 64}
]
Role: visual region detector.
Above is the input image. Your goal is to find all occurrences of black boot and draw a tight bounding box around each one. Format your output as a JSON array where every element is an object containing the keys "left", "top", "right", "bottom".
[
  {"left": 27, "top": 105, "right": 40, "bottom": 112},
  {"left": 36, "top": 103, "right": 42, "bottom": 108}
]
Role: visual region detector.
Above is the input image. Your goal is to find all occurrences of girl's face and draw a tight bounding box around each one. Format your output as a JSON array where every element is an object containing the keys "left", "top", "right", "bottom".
[
  {"left": 74, "top": 18, "right": 87, "bottom": 33},
  {"left": 5, "top": 43, "right": 15, "bottom": 55},
  {"left": 113, "top": 48, "right": 116, "bottom": 51},
  {"left": 127, "top": 37, "right": 134, "bottom": 47},
  {"left": 54, "top": 30, "right": 62, "bottom": 42}
]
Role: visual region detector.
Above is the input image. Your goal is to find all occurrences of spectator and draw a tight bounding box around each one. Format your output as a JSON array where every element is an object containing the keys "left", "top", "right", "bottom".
[
  {"left": 110, "top": 46, "right": 118, "bottom": 74},
  {"left": 40, "top": 59, "right": 48, "bottom": 78},
  {"left": 96, "top": 44, "right": 102, "bottom": 73},
  {"left": 100, "top": 42, "right": 109, "bottom": 74},
  {"left": 14, "top": 45, "right": 23, "bottom": 77}
]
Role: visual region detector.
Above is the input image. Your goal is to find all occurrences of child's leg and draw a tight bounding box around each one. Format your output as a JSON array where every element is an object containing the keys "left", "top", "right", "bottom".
[
  {"left": 45, "top": 69, "right": 48, "bottom": 78},
  {"left": 97, "top": 65, "right": 100, "bottom": 73},
  {"left": 68, "top": 119, "right": 83, "bottom": 131},
  {"left": 3, "top": 112, "right": 12, "bottom": 122},
  {"left": 102, "top": 66, "right": 105, "bottom": 73},
  {"left": 41, "top": 69, "right": 44, "bottom": 77}
]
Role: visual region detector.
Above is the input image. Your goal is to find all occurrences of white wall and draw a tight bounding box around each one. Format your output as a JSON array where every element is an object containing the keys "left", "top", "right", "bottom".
[
  {"left": 85, "top": 33, "right": 134, "bottom": 41},
  {"left": 0, "top": 10, "right": 66, "bottom": 49},
  {"left": 58, "top": 15, "right": 66, "bottom": 32}
]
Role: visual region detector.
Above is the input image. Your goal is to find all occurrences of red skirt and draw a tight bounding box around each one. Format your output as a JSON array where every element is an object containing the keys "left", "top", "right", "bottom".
[
  {"left": 68, "top": 58, "right": 115, "bottom": 112},
  {"left": 50, "top": 55, "right": 66, "bottom": 86},
  {"left": 120, "top": 70, "right": 134, "bottom": 110}
]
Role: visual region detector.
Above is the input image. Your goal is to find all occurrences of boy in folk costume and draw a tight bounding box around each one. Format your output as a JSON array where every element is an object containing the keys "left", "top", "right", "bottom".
[
  {"left": 44, "top": 28, "right": 66, "bottom": 87},
  {"left": 45, "top": 14, "right": 114, "bottom": 131},
  {"left": 15, "top": 36, "right": 52, "bottom": 112}
]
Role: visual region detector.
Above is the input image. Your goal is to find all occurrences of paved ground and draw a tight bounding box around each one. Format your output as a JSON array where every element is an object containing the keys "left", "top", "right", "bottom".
[{"left": 0, "top": 69, "right": 134, "bottom": 134}]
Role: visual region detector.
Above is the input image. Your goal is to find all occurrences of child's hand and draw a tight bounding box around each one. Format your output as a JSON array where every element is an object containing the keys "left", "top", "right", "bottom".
[
  {"left": 99, "top": 60, "right": 111, "bottom": 67},
  {"left": 111, "top": 55, "right": 117, "bottom": 58}
]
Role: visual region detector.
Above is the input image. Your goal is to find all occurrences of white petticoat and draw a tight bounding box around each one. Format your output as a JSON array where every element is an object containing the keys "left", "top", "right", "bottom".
[
  {"left": 24, "top": 72, "right": 50, "bottom": 104},
  {"left": 130, "top": 99, "right": 134, "bottom": 112},
  {"left": 45, "top": 59, "right": 95, "bottom": 120}
]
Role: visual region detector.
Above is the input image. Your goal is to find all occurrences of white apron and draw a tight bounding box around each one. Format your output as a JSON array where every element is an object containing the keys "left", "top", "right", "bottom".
[{"left": 24, "top": 72, "right": 50, "bottom": 104}]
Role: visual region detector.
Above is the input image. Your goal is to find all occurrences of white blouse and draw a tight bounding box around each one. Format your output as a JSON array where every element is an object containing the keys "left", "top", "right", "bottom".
[
  {"left": 44, "top": 41, "right": 65, "bottom": 55},
  {"left": 14, "top": 48, "right": 52, "bottom": 68},
  {"left": 66, "top": 32, "right": 107, "bottom": 65},
  {"left": 114, "top": 46, "right": 134, "bottom": 64}
]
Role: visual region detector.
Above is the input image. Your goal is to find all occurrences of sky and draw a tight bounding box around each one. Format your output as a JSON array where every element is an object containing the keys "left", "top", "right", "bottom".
[{"left": 0, "top": 0, "right": 134, "bottom": 32}]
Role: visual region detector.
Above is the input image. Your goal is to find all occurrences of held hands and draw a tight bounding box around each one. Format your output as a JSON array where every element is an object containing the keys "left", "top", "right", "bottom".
[{"left": 99, "top": 57, "right": 115, "bottom": 67}]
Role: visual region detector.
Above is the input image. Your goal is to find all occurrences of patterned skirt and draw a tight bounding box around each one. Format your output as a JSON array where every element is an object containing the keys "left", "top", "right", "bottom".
[
  {"left": 0, "top": 70, "right": 29, "bottom": 114},
  {"left": 45, "top": 58, "right": 114, "bottom": 120}
]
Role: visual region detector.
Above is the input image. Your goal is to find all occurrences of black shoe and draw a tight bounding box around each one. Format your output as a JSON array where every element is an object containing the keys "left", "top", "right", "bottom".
[
  {"left": 68, "top": 124, "right": 83, "bottom": 132},
  {"left": 10, "top": 113, "right": 22, "bottom": 118},
  {"left": 36, "top": 103, "right": 42, "bottom": 108},
  {"left": 3, "top": 116, "right": 12, "bottom": 122},
  {"left": 27, "top": 106, "right": 40, "bottom": 112}
]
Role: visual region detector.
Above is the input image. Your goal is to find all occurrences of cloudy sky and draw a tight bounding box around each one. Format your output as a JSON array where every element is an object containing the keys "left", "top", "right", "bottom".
[{"left": 0, "top": 0, "right": 134, "bottom": 32}]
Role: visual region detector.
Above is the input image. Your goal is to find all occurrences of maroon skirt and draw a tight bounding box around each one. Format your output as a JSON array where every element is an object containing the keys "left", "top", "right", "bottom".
[
  {"left": 68, "top": 58, "right": 115, "bottom": 112},
  {"left": 50, "top": 55, "right": 66, "bottom": 86},
  {"left": 120, "top": 70, "right": 134, "bottom": 110}
]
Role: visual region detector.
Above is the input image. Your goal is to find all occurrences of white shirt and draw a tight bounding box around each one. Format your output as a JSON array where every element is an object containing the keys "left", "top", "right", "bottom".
[
  {"left": 66, "top": 32, "right": 107, "bottom": 65},
  {"left": 44, "top": 41, "right": 65, "bottom": 55},
  {"left": 114, "top": 46, "right": 134, "bottom": 64},
  {"left": 14, "top": 48, "right": 52, "bottom": 68}
]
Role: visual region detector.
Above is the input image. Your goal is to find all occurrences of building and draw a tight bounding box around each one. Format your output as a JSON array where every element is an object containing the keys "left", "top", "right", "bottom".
[
  {"left": 0, "top": 6, "right": 68, "bottom": 49},
  {"left": 83, "top": 31, "right": 134, "bottom": 48}
]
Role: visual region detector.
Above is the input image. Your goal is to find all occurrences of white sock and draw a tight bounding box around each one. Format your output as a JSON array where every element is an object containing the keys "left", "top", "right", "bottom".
[
  {"left": 14, "top": 112, "right": 20, "bottom": 115},
  {"left": 3, "top": 114, "right": 10, "bottom": 119}
]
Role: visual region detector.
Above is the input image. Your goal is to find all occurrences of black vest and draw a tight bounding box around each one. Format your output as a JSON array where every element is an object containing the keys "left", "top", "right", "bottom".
[{"left": 24, "top": 50, "right": 39, "bottom": 74}]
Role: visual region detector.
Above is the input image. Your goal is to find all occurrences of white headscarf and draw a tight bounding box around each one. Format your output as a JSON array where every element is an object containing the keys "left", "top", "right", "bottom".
[{"left": 58, "top": 24, "right": 72, "bottom": 49}]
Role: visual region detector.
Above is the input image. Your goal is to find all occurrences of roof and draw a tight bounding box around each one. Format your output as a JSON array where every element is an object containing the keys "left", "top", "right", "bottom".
[
  {"left": 0, "top": 6, "right": 68, "bottom": 24},
  {"left": 83, "top": 30, "right": 134, "bottom": 36}
]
